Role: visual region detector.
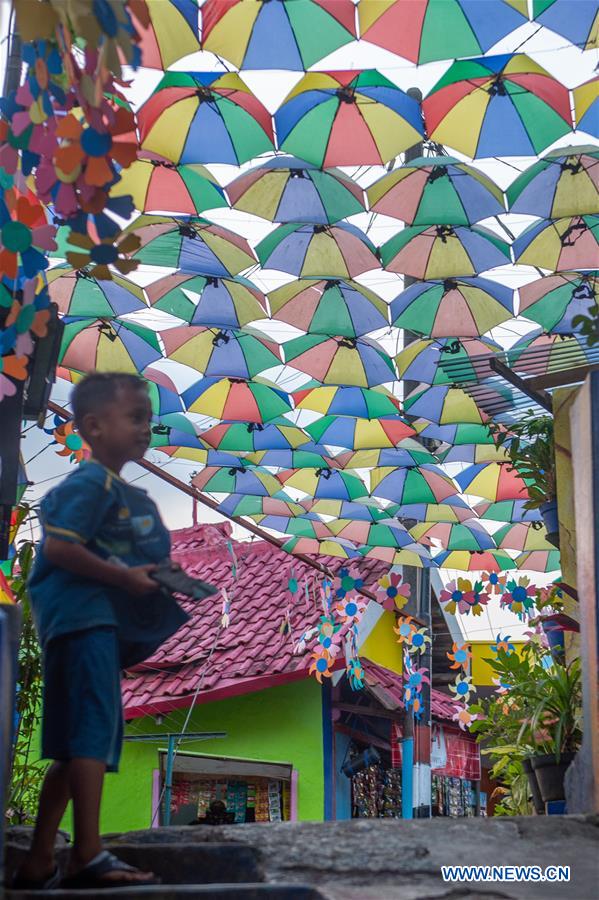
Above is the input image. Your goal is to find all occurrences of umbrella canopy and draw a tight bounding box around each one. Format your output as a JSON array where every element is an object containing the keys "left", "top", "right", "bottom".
[
  {"left": 508, "top": 332, "right": 592, "bottom": 376},
  {"left": 268, "top": 278, "right": 388, "bottom": 337},
  {"left": 283, "top": 536, "right": 360, "bottom": 559},
  {"left": 275, "top": 70, "right": 424, "bottom": 167},
  {"left": 129, "top": 216, "right": 256, "bottom": 277},
  {"left": 423, "top": 54, "right": 573, "bottom": 158},
  {"left": 304, "top": 415, "right": 416, "bottom": 450},
  {"left": 201, "top": 420, "right": 310, "bottom": 452},
  {"left": 329, "top": 520, "right": 426, "bottom": 553},
  {"left": 410, "top": 521, "right": 496, "bottom": 551},
  {"left": 494, "top": 522, "right": 554, "bottom": 551},
  {"left": 416, "top": 421, "right": 497, "bottom": 445},
  {"left": 47, "top": 267, "right": 148, "bottom": 318},
  {"left": 395, "top": 337, "right": 501, "bottom": 385},
  {"left": 146, "top": 273, "right": 267, "bottom": 328},
  {"left": 192, "top": 465, "right": 283, "bottom": 496},
  {"left": 370, "top": 465, "right": 459, "bottom": 505},
  {"left": 391, "top": 276, "right": 514, "bottom": 338},
  {"left": 277, "top": 467, "right": 369, "bottom": 502},
  {"left": 302, "top": 498, "right": 395, "bottom": 523},
  {"left": 129, "top": 0, "right": 200, "bottom": 69},
  {"left": 506, "top": 146, "right": 599, "bottom": 218},
  {"left": 367, "top": 157, "right": 505, "bottom": 226},
  {"left": 358, "top": 546, "right": 432, "bottom": 568},
  {"left": 146, "top": 381, "right": 185, "bottom": 417},
  {"left": 201, "top": 0, "right": 357, "bottom": 70},
  {"left": 284, "top": 334, "right": 396, "bottom": 387},
  {"left": 404, "top": 385, "right": 488, "bottom": 424},
  {"left": 113, "top": 161, "right": 227, "bottom": 216},
  {"left": 217, "top": 494, "right": 307, "bottom": 519},
  {"left": 335, "top": 444, "right": 438, "bottom": 469},
  {"left": 252, "top": 515, "right": 333, "bottom": 540},
  {"left": 455, "top": 462, "right": 529, "bottom": 501},
  {"left": 59, "top": 319, "right": 162, "bottom": 374},
  {"left": 439, "top": 443, "right": 510, "bottom": 464},
  {"left": 381, "top": 225, "right": 510, "bottom": 279},
  {"left": 160, "top": 326, "right": 282, "bottom": 379},
  {"left": 513, "top": 216, "right": 599, "bottom": 271},
  {"left": 394, "top": 501, "right": 476, "bottom": 524},
  {"left": 518, "top": 272, "right": 599, "bottom": 333},
  {"left": 433, "top": 550, "right": 516, "bottom": 572},
  {"left": 256, "top": 223, "right": 380, "bottom": 278},
  {"left": 293, "top": 385, "right": 402, "bottom": 419},
  {"left": 154, "top": 447, "right": 245, "bottom": 468},
  {"left": 530, "top": 0, "right": 598, "bottom": 50},
  {"left": 243, "top": 450, "right": 338, "bottom": 470},
  {"left": 138, "top": 72, "right": 274, "bottom": 165},
  {"left": 227, "top": 158, "right": 365, "bottom": 224},
  {"left": 181, "top": 377, "right": 292, "bottom": 424},
  {"left": 358, "top": 0, "right": 527, "bottom": 63},
  {"left": 573, "top": 77, "right": 598, "bottom": 138},
  {"left": 514, "top": 550, "right": 561, "bottom": 572},
  {"left": 475, "top": 500, "right": 541, "bottom": 522}
]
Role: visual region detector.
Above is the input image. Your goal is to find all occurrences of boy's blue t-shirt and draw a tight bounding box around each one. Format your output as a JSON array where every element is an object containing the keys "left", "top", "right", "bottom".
[{"left": 29, "top": 459, "right": 188, "bottom": 662}]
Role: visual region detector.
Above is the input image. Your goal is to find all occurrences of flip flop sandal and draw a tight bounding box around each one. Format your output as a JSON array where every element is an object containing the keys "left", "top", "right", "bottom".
[
  {"left": 11, "top": 866, "right": 61, "bottom": 891},
  {"left": 60, "top": 850, "right": 160, "bottom": 889}
]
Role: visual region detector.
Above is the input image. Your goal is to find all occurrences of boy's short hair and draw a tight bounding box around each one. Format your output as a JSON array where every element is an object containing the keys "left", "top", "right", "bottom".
[{"left": 72, "top": 372, "right": 148, "bottom": 426}]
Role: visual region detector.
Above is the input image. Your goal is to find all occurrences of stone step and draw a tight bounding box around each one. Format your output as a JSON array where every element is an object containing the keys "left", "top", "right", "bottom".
[{"left": 6, "top": 884, "right": 324, "bottom": 900}]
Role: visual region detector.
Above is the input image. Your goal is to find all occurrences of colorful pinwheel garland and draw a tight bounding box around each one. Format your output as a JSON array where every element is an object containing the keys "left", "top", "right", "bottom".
[{"left": 307, "top": 570, "right": 367, "bottom": 691}]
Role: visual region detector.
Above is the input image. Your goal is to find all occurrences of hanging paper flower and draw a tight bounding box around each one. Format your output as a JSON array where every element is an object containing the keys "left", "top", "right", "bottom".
[
  {"left": 468, "top": 579, "right": 490, "bottom": 617},
  {"left": 65, "top": 228, "right": 140, "bottom": 280},
  {"left": 500, "top": 576, "right": 537, "bottom": 616},
  {"left": 335, "top": 593, "right": 367, "bottom": 623},
  {"left": 4, "top": 279, "right": 51, "bottom": 357},
  {"left": 439, "top": 577, "right": 475, "bottom": 615},
  {"left": 294, "top": 626, "right": 318, "bottom": 655},
  {"left": 484, "top": 571, "right": 506, "bottom": 596},
  {"left": 0, "top": 194, "right": 56, "bottom": 280},
  {"left": 346, "top": 657, "right": 365, "bottom": 691},
  {"left": 403, "top": 655, "right": 430, "bottom": 695},
  {"left": 492, "top": 675, "right": 510, "bottom": 695},
  {"left": 491, "top": 632, "right": 516, "bottom": 656},
  {"left": 376, "top": 570, "right": 411, "bottom": 611},
  {"left": 52, "top": 421, "right": 91, "bottom": 463},
  {"left": 317, "top": 614, "right": 342, "bottom": 657},
  {"left": 334, "top": 566, "right": 363, "bottom": 600},
  {"left": 405, "top": 689, "right": 425, "bottom": 720},
  {"left": 449, "top": 674, "right": 477, "bottom": 704},
  {"left": 0, "top": 354, "right": 29, "bottom": 400},
  {"left": 452, "top": 705, "right": 478, "bottom": 731},
  {"left": 309, "top": 647, "right": 333, "bottom": 683},
  {"left": 447, "top": 642, "right": 472, "bottom": 671}
]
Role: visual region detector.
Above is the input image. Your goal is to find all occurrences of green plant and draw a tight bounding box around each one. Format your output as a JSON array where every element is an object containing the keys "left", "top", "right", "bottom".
[{"left": 489, "top": 415, "right": 555, "bottom": 509}]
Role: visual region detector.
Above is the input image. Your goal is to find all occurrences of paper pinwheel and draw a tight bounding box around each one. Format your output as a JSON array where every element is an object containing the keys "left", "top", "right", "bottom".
[
  {"left": 447, "top": 643, "right": 472, "bottom": 671},
  {"left": 335, "top": 594, "right": 367, "bottom": 624},
  {"left": 317, "top": 615, "right": 342, "bottom": 657},
  {"left": 484, "top": 571, "right": 507, "bottom": 595},
  {"left": 439, "top": 578, "right": 475, "bottom": 615},
  {"left": 449, "top": 674, "right": 477, "bottom": 704},
  {"left": 500, "top": 576, "right": 537, "bottom": 616},
  {"left": 334, "top": 567, "right": 364, "bottom": 599},
  {"left": 453, "top": 706, "right": 478, "bottom": 731},
  {"left": 491, "top": 633, "right": 516, "bottom": 656},
  {"left": 376, "top": 571, "right": 411, "bottom": 611},
  {"left": 346, "top": 657, "right": 365, "bottom": 691},
  {"left": 309, "top": 648, "right": 334, "bottom": 683}
]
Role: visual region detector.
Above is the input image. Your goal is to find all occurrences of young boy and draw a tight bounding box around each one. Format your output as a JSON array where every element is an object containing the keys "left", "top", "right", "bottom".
[{"left": 15, "top": 372, "right": 189, "bottom": 890}]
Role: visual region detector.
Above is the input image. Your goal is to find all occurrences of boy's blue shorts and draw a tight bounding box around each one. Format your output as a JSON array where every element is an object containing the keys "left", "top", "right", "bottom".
[{"left": 41, "top": 626, "right": 123, "bottom": 772}]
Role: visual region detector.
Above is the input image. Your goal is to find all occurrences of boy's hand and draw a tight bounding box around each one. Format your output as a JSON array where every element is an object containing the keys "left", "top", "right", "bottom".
[{"left": 123, "top": 564, "right": 159, "bottom": 596}]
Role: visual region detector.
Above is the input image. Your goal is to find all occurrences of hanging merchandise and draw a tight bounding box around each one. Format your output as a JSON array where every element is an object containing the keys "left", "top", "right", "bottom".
[
  {"left": 352, "top": 764, "right": 402, "bottom": 819},
  {"left": 432, "top": 775, "right": 476, "bottom": 818}
]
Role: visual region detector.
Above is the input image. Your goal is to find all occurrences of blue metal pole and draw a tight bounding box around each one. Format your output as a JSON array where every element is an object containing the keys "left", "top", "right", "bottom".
[
  {"left": 163, "top": 734, "right": 176, "bottom": 827},
  {"left": 401, "top": 735, "right": 414, "bottom": 819}
]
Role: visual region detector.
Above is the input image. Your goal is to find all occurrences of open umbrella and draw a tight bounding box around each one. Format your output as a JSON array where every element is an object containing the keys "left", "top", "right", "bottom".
[
  {"left": 455, "top": 462, "right": 529, "bottom": 501},
  {"left": 129, "top": 0, "right": 200, "bottom": 69},
  {"left": 508, "top": 332, "right": 593, "bottom": 376},
  {"left": 304, "top": 415, "right": 416, "bottom": 450},
  {"left": 433, "top": 550, "right": 515, "bottom": 572},
  {"left": 423, "top": 54, "right": 573, "bottom": 158},
  {"left": 47, "top": 267, "right": 148, "bottom": 317},
  {"left": 192, "top": 466, "right": 282, "bottom": 497},
  {"left": 395, "top": 337, "right": 501, "bottom": 385},
  {"left": 358, "top": 546, "right": 432, "bottom": 568},
  {"left": 301, "top": 499, "right": 395, "bottom": 523},
  {"left": 530, "top": 0, "right": 598, "bottom": 50},
  {"left": 161, "top": 326, "right": 281, "bottom": 379},
  {"left": 416, "top": 421, "right": 497, "bottom": 446},
  {"left": 512, "top": 216, "right": 599, "bottom": 271},
  {"left": 181, "top": 377, "right": 292, "bottom": 424},
  {"left": 358, "top": 0, "right": 527, "bottom": 63},
  {"left": 284, "top": 334, "right": 396, "bottom": 387},
  {"left": 370, "top": 465, "right": 459, "bottom": 505},
  {"left": 154, "top": 447, "right": 245, "bottom": 468},
  {"left": 404, "top": 385, "right": 488, "bottom": 424},
  {"left": 573, "top": 77, "right": 598, "bottom": 138},
  {"left": 390, "top": 276, "right": 514, "bottom": 338},
  {"left": 475, "top": 499, "right": 541, "bottom": 523},
  {"left": 329, "top": 520, "right": 426, "bottom": 553},
  {"left": 277, "top": 467, "right": 369, "bottom": 502},
  {"left": 252, "top": 515, "right": 333, "bottom": 541},
  {"left": 275, "top": 70, "right": 424, "bottom": 167},
  {"left": 494, "top": 522, "right": 554, "bottom": 551},
  {"left": 506, "top": 146, "right": 599, "bottom": 218},
  {"left": 129, "top": 216, "right": 256, "bottom": 277},
  {"left": 146, "top": 273, "right": 267, "bottom": 328},
  {"left": 410, "top": 521, "right": 496, "bottom": 551},
  {"left": 256, "top": 223, "right": 379, "bottom": 278},
  {"left": 201, "top": 420, "right": 310, "bottom": 452},
  {"left": 201, "top": 0, "right": 357, "bottom": 70},
  {"left": 243, "top": 450, "right": 338, "bottom": 470},
  {"left": 367, "top": 157, "right": 505, "bottom": 226},
  {"left": 217, "top": 494, "right": 307, "bottom": 519},
  {"left": 145, "top": 381, "right": 185, "bottom": 417},
  {"left": 514, "top": 550, "right": 561, "bottom": 572},
  {"left": 380, "top": 224, "right": 510, "bottom": 278},
  {"left": 113, "top": 161, "right": 228, "bottom": 216},
  {"left": 227, "top": 158, "right": 365, "bottom": 224},
  {"left": 138, "top": 72, "right": 274, "bottom": 165},
  {"left": 293, "top": 385, "right": 402, "bottom": 419},
  {"left": 59, "top": 319, "right": 162, "bottom": 374},
  {"left": 283, "top": 536, "right": 360, "bottom": 559},
  {"left": 268, "top": 278, "right": 388, "bottom": 337},
  {"left": 518, "top": 272, "right": 599, "bottom": 333},
  {"left": 335, "top": 444, "right": 438, "bottom": 469},
  {"left": 438, "top": 443, "right": 510, "bottom": 464},
  {"left": 394, "top": 501, "right": 476, "bottom": 524}
]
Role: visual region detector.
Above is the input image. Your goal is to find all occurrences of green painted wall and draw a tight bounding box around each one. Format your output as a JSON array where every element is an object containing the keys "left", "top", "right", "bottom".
[{"left": 98, "top": 678, "right": 325, "bottom": 834}]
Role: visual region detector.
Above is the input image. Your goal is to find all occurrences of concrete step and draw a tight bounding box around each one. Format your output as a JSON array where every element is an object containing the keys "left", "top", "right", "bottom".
[{"left": 6, "top": 884, "right": 324, "bottom": 899}]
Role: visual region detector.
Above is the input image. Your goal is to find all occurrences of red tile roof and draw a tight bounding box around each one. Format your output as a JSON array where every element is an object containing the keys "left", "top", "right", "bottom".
[{"left": 362, "top": 660, "right": 458, "bottom": 723}]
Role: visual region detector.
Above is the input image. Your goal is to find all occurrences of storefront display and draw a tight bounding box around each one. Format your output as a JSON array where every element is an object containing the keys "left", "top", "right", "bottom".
[
  {"left": 168, "top": 773, "right": 291, "bottom": 825},
  {"left": 351, "top": 764, "right": 402, "bottom": 818},
  {"left": 432, "top": 775, "right": 476, "bottom": 817}
]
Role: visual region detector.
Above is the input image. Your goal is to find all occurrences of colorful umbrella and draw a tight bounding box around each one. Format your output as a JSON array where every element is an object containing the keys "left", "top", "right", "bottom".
[
  {"left": 293, "top": 385, "right": 402, "bottom": 419},
  {"left": 160, "top": 326, "right": 281, "bottom": 379},
  {"left": 433, "top": 550, "right": 515, "bottom": 572},
  {"left": 367, "top": 157, "right": 505, "bottom": 226},
  {"left": 113, "top": 161, "right": 227, "bottom": 216},
  {"left": 59, "top": 319, "right": 162, "bottom": 374},
  {"left": 370, "top": 465, "right": 459, "bottom": 505},
  {"left": 275, "top": 70, "right": 424, "bottom": 167},
  {"left": 138, "top": 72, "right": 274, "bottom": 165},
  {"left": 147, "top": 273, "right": 267, "bottom": 329},
  {"left": 284, "top": 334, "right": 396, "bottom": 387},
  {"left": 181, "top": 377, "right": 292, "bottom": 424},
  {"left": 394, "top": 501, "right": 476, "bottom": 524},
  {"left": 201, "top": 420, "right": 310, "bottom": 452},
  {"left": 47, "top": 267, "right": 148, "bottom": 318},
  {"left": 268, "top": 278, "right": 388, "bottom": 337},
  {"left": 227, "top": 158, "right": 365, "bottom": 224},
  {"left": 411, "top": 521, "right": 496, "bottom": 551},
  {"left": 494, "top": 522, "right": 554, "bottom": 551},
  {"left": 474, "top": 499, "right": 541, "bottom": 523},
  {"left": 390, "top": 276, "right": 514, "bottom": 338},
  {"left": 301, "top": 499, "right": 395, "bottom": 523},
  {"left": 423, "top": 54, "right": 573, "bottom": 158},
  {"left": 506, "top": 146, "right": 599, "bottom": 218},
  {"left": 530, "top": 0, "right": 598, "bottom": 50},
  {"left": 335, "top": 445, "right": 438, "bottom": 469},
  {"left": 154, "top": 447, "right": 245, "bottom": 468},
  {"left": 439, "top": 443, "right": 510, "bottom": 464},
  {"left": 283, "top": 536, "right": 360, "bottom": 559},
  {"left": 192, "top": 466, "right": 282, "bottom": 496},
  {"left": 217, "top": 493, "right": 307, "bottom": 519},
  {"left": 201, "top": 0, "right": 357, "bottom": 70},
  {"left": 145, "top": 380, "right": 185, "bottom": 417},
  {"left": 253, "top": 515, "right": 333, "bottom": 541},
  {"left": 416, "top": 421, "right": 498, "bottom": 445},
  {"left": 277, "top": 467, "right": 369, "bottom": 502},
  {"left": 243, "top": 450, "right": 338, "bottom": 470},
  {"left": 512, "top": 216, "right": 599, "bottom": 271},
  {"left": 129, "top": 0, "right": 200, "bottom": 69},
  {"left": 130, "top": 216, "right": 256, "bottom": 277},
  {"left": 404, "top": 385, "right": 488, "bottom": 424},
  {"left": 518, "top": 272, "right": 599, "bottom": 333},
  {"left": 256, "top": 223, "right": 379, "bottom": 278},
  {"left": 380, "top": 224, "right": 510, "bottom": 278},
  {"left": 329, "top": 520, "right": 427, "bottom": 553},
  {"left": 455, "top": 462, "right": 529, "bottom": 501},
  {"left": 395, "top": 337, "right": 501, "bottom": 385},
  {"left": 304, "top": 415, "right": 415, "bottom": 450},
  {"left": 573, "top": 77, "right": 598, "bottom": 138},
  {"left": 358, "top": 546, "right": 432, "bottom": 568},
  {"left": 514, "top": 550, "right": 561, "bottom": 572},
  {"left": 508, "top": 332, "right": 592, "bottom": 376},
  {"left": 358, "top": 0, "right": 527, "bottom": 63}
]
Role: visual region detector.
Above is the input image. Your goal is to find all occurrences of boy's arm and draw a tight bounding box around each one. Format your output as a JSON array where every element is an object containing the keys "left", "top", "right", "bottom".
[{"left": 44, "top": 536, "right": 158, "bottom": 597}]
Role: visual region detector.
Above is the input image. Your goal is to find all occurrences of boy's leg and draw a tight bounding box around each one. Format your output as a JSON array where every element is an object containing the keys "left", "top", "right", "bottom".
[
  {"left": 67, "top": 757, "right": 106, "bottom": 868},
  {"left": 16, "top": 760, "right": 70, "bottom": 881}
]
